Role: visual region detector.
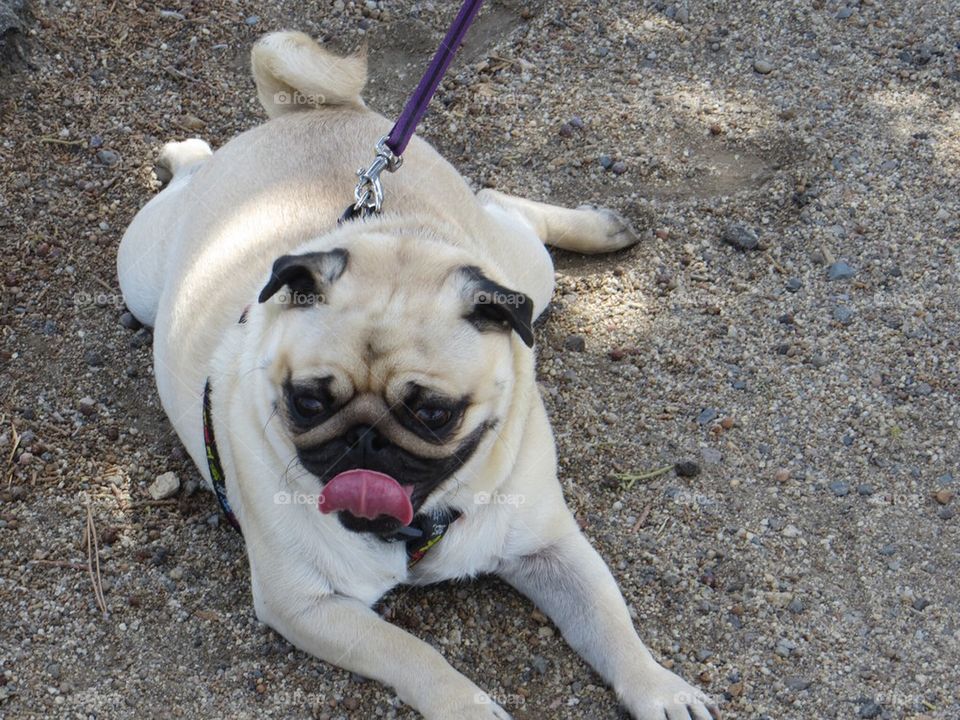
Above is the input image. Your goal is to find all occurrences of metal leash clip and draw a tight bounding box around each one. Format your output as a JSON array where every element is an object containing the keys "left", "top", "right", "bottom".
[{"left": 352, "top": 136, "right": 403, "bottom": 215}]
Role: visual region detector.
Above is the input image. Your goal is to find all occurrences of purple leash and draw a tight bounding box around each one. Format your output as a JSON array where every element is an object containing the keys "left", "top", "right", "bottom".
[{"left": 344, "top": 0, "right": 486, "bottom": 220}]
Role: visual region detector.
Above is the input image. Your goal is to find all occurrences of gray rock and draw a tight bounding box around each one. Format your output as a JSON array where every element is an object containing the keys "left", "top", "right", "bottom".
[
  {"left": 938, "top": 506, "right": 956, "bottom": 521},
  {"left": 531, "top": 655, "right": 549, "bottom": 675},
  {"left": 859, "top": 700, "right": 882, "bottom": 718},
  {"left": 836, "top": 6, "right": 854, "bottom": 19},
  {"left": 786, "top": 277, "right": 802, "bottom": 292},
  {"left": 701, "top": 447, "right": 723, "bottom": 465},
  {"left": 697, "top": 407, "right": 719, "bottom": 425},
  {"left": 785, "top": 677, "right": 812, "bottom": 691},
  {"left": 83, "top": 349, "right": 104, "bottom": 367},
  {"left": 611, "top": 160, "right": 627, "bottom": 175},
  {"left": 787, "top": 597, "right": 805, "bottom": 614},
  {"left": 829, "top": 481, "right": 850, "bottom": 497},
  {"left": 857, "top": 484, "right": 874, "bottom": 496},
  {"left": 148, "top": 471, "right": 180, "bottom": 500},
  {"left": 827, "top": 261, "right": 856, "bottom": 280},
  {"left": 599, "top": 154, "right": 613, "bottom": 169},
  {"left": 78, "top": 397, "right": 97, "bottom": 416},
  {"left": 119, "top": 311, "right": 141, "bottom": 330},
  {"left": 695, "top": 648, "right": 713, "bottom": 661},
  {"left": 879, "top": 544, "right": 896, "bottom": 556},
  {"left": 96, "top": 149, "right": 120, "bottom": 166},
  {"left": 774, "top": 638, "right": 796, "bottom": 657},
  {"left": 753, "top": 59, "right": 774, "bottom": 74},
  {"left": 563, "top": 334, "right": 586, "bottom": 352},
  {"left": 833, "top": 306, "right": 854, "bottom": 324},
  {"left": 722, "top": 223, "right": 760, "bottom": 251}
]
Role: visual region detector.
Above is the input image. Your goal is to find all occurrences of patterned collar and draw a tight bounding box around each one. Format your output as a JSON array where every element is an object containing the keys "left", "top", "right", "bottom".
[{"left": 201, "top": 378, "right": 458, "bottom": 567}]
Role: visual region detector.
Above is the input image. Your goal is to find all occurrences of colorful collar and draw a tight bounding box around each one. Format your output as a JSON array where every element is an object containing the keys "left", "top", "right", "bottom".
[{"left": 201, "top": 378, "right": 458, "bottom": 567}]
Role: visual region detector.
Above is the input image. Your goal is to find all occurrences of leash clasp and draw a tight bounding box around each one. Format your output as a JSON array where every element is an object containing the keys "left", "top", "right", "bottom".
[{"left": 353, "top": 136, "right": 403, "bottom": 215}]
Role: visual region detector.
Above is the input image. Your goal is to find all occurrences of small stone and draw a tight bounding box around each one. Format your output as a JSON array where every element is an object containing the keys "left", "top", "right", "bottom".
[
  {"left": 774, "top": 469, "right": 790, "bottom": 483},
  {"left": 695, "top": 648, "right": 713, "bottom": 662},
  {"left": 911, "top": 598, "right": 930, "bottom": 611},
  {"left": 244, "top": 15, "right": 260, "bottom": 25},
  {"left": 119, "top": 312, "right": 141, "bottom": 330},
  {"left": 859, "top": 700, "right": 882, "bottom": 718},
  {"left": 774, "top": 638, "right": 796, "bottom": 657},
  {"left": 836, "top": 6, "right": 854, "bottom": 19},
  {"left": 827, "top": 261, "right": 856, "bottom": 280},
  {"left": 720, "top": 417, "right": 735, "bottom": 430},
  {"left": 78, "top": 397, "right": 97, "bottom": 416},
  {"left": 833, "top": 306, "right": 854, "bottom": 324},
  {"left": 880, "top": 159, "right": 899, "bottom": 173},
  {"left": 829, "top": 481, "right": 850, "bottom": 497},
  {"left": 563, "top": 334, "right": 586, "bottom": 352},
  {"left": 785, "top": 677, "right": 812, "bottom": 691},
  {"left": 879, "top": 544, "right": 896, "bottom": 556},
  {"left": 531, "top": 656, "right": 549, "bottom": 675},
  {"left": 611, "top": 160, "right": 627, "bottom": 175},
  {"left": 934, "top": 489, "right": 954, "bottom": 505},
  {"left": 701, "top": 447, "right": 722, "bottom": 465},
  {"left": 558, "top": 122, "right": 574, "bottom": 139},
  {"left": 569, "top": 116, "right": 585, "bottom": 129},
  {"left": 83, "top": 350, "right": 104, "bottom": 367},
  {"left": 697, "top": 407, "right": 719, "bottom": 425},
  {"left": 168, "top": 566, "right": 184, "bottom": 580},
  {"left": 857, "top": 484, "right": 874, "bottom": 496},
  {"left": 938, "top": 506, "right": 956, "bottom": 521},
  {"left": 537, "top": 626, "right": 554, "bottom": 639},
  {"left": 675, "top": 461, "right": 701, "bottom": 478},
  {"left": 599, "top": 154, "right": 613, "bottom": 169},
  {"left": 913, "top": 382, "right": 933, "bottom": 397},
  {"left": 96, "top": 149, "right": 120, "bottom": 166},
  {"left": 785, "top": 278, "right": 802, "bottom": 292},
  {"left": 782, "top": 525, "right": 802, "bottom": 539},
  {"left": 722, "top": 223, "right": 760, "bottom": 251},
  {"left": 787, "top": 597, "right": 805, "bottom": 614},
  {"left": 753, "top": 59, "right": 774, "bottom": 74},
  {"left": 148, "top": 471, "right": 180, "bottom": 500},
  {"left": 810, "top": 354, "right": 828, "bottom": 368}
]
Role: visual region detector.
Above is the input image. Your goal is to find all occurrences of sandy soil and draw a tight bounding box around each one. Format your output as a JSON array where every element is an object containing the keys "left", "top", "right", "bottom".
[{"left": 1, "top": 1, "right": 958, "bottom": 719}]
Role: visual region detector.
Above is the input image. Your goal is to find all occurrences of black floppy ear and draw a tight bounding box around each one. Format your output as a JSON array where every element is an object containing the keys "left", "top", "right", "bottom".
[
  {"left": 258, "top": 249, "right": 349, "bottom": 305},
  {"left": 460, "top": 266, "right": 534, "bottom": 347}
]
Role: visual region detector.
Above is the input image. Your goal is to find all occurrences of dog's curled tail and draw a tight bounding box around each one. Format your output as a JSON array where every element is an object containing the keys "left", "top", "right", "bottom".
[{"left": 251, "top": 31, "right": 367, "bottom": 118}]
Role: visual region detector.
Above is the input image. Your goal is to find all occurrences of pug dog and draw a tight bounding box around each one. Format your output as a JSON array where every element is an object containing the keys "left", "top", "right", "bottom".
[{"left": 117, "top": 31, "right": 719, "bottom": 720}]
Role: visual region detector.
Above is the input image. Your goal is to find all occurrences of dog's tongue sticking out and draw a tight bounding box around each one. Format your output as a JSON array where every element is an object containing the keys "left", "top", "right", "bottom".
[{"left": 318, "top": 470, "right": 415, "bottom": 525}]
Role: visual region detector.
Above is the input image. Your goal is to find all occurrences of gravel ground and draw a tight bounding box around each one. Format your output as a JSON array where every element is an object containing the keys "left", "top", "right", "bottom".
[{"left": 2, "top": 1, "right": 959, "bottom": 719}]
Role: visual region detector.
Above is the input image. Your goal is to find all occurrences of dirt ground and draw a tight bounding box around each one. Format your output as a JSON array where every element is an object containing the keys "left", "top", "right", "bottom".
[{"left": 1, "top": 1, "right": 959, "bottom": 719}]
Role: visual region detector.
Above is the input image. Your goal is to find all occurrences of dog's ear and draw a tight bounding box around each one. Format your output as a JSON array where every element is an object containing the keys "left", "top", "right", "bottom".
[
  {"left": 258, "top": 249, "right": 349, "bottom": 305},
  {"left": 459, "top": 266, "right": 534, "bottom": 347}
]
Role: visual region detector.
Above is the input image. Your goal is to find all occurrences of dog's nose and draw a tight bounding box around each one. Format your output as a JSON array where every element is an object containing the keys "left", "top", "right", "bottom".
[{"left": 345, "top": 424, "right": 389, "bottom": 459}]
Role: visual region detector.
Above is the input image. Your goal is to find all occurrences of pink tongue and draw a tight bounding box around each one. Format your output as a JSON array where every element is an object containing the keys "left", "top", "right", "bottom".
[{"left": 318, "top": 469, "right": 415, "bottom": 525}]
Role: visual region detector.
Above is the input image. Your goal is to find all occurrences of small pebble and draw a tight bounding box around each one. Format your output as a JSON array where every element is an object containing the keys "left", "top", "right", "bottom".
[
  {"left": 827, "top": 261, "right": 856, "bottom": 280},
  {"left": 859, "top": 700, "right": 882, "bottom": 718},
  {"left": 148, "top": 471, "right": 180, "bottom": 500},
  {"left": 675, "top": 461, "right": 701, "bottom": 478},
  {"left": 857, "top": 484, "right": 874, "bottom": 496},
  {"left": 563, "top": 334, "right": 586, "bottom": 352},
  {"left": 785, "top": 278, "right": 802, "bottom": 292},
  {"left": 599, "top": 155, "right": 613, "bottom": 169},
  {"left": 611, "top": 160, "right": 627, "bottom": 175},
  {"left": 84, "top": 350, "right": 104, "bottom": 367},
  {"left": 697, "top": 407, "right": 719, "bottom": 425},
  {"left": 96, "top": 149, "right": 120, "bottom": 166},
  {"left": 829, "top": 481, "right": 850, "bottom": 497},
  {"left": 722, "top": 223, "right": 760, "bottom": 251},
  {"left": 833, "top": 306, "right": 854, "bottom": 324},
  {"left": 753, "top": 59, "right": 774, "bottom": 74},
  {"left": 934, "top": 489, "right": 954, "bottom": 505},
  {"left": 78, "top": 397, "right": 97, "bottom": 416}
]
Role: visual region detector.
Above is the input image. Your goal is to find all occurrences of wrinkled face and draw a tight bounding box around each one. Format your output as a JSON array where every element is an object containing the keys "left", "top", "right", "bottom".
[{"left": 255, "top": 233, "right": 534, "bottom": 536}]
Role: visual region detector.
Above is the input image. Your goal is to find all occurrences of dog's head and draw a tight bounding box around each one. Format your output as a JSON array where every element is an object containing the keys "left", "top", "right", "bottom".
[{"left": 254, "top": 231, "right": 534, "bottom": 536}]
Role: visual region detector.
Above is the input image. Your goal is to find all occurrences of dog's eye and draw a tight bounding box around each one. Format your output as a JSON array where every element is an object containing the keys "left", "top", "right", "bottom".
[
  {"left": 291, "top": 393, "right": 327, "bottom": 421},
  {"left": 413, "top": 406, "right": 452, "bottom": 430}
]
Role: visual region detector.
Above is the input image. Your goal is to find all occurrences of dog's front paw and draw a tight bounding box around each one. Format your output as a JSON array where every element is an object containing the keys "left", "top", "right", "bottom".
[
  {"left": 426, "top": 691, "right": 512, "bottom": 720},
  {"left": 576, "top": 205, "right": 641, "bottom": 251},
  {"left": 621, "top": 663, "right": 720, "bottom": 720}
]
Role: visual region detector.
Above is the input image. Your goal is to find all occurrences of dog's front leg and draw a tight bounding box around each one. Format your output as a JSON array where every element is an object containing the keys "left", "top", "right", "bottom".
[
  {"left": 254, "top": 588, "right": 511, "bottom": 720},
  {"left": 498, "top": 530, "right": 720, "bottom": 720}
]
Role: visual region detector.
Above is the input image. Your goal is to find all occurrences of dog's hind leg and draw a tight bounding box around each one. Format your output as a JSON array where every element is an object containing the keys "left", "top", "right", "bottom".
[
  {"left": 477, "top": 188, "right": 640, "bottom": 254},
  {"left": 117, "top": 139, "right": 212, "bottom": 327}
]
